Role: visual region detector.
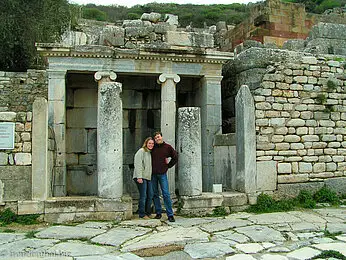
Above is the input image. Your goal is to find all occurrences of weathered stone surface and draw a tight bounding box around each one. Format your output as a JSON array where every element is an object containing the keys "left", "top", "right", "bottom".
[
  {"left": 35, "top": 226, "right": 106, "bottom": 240},
  {"left": 184, "top": 242, "right": 235, "bottom": 258},
  {"left": 177, "top": 107, "right": 202, "bottom": 196},
  {"left": 234, "top": 225, "right": 286, "bottom": 242},
  {"left": 256, "top": 161, "right": 277, "bottom": 191},
  {"left": 236, "top": 85, "right": 256, "bottom": 193},
  {"left": 46, "top": 241, "right": 112, "bottom": 257},
  {"left": 91, "top": 227, "right": 149, "bottom": 247},
  {"left": 121, "top": 227, "right": 209, "bottom": 252}
]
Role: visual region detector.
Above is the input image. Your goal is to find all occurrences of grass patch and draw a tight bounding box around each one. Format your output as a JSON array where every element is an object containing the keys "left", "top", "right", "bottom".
[
  {"left": 324, "top": 230, "right": 343, "bottom": 240},
  {"left": 211, "top": 206, "right": 228, "bottom": 217},
  {"left": 247, "top": 186, "right": 343, "bottom": 214},
  {"left": 311, "top": 250, "right": 346, "bottom": 259},
  {"left": 1, "top": 228, "right": 15, "bottom": 233},
  {"left": 0, "top": 208, "right": 40, "bottom": 226},
  {"left": 25, "top": 230, "right": 38, "bottom": 238},
  {"left": 247, "top": 193, "right": 295, "bottom": 213},
  {"left": 313, "top": 186, "right": 339, "bottom": 205}
]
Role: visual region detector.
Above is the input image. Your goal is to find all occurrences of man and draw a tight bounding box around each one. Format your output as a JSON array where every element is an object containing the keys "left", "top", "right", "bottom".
[{"left": 151, "top": 131, "right": 178, "bottom": 222}]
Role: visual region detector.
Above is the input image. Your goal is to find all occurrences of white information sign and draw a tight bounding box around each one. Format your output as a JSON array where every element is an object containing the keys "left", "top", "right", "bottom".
[{"left": 0, "top": 122, "right": 15, "bottom": 149}]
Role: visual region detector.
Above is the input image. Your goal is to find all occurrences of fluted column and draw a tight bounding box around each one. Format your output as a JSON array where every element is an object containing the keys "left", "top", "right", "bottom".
[
  {"left": 157, "top": 73, "right": 180, "bottom": 195},
  {"left": 95, "top": 71, "right": 123, "bottom": 199}
]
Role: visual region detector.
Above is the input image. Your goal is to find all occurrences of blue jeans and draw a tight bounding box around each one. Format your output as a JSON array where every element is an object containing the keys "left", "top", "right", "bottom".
[
  {"left": 135, "top": 179, "right": 153, "bottom": 218},
  {"left": 152, "top": 173, "right": 173, "bottom": 217}
]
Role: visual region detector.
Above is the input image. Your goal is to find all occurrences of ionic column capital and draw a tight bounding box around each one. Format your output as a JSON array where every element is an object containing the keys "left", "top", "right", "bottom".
[
  {"left": 94, "top": 71, "right": 117, "bottom": 83},
  {"left": 158, "top": 73, "right": 180, "bottom": 84}
]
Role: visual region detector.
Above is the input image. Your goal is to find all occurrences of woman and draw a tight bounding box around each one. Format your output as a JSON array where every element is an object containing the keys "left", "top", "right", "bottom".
[{"left": 133, "top": 137, "right": 154, "bottom": 219}]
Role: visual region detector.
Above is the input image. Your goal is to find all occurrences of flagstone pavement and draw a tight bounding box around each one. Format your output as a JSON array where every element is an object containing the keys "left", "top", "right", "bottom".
[{"left": 0, "top": 207, "right": 345, "bottom": 259}]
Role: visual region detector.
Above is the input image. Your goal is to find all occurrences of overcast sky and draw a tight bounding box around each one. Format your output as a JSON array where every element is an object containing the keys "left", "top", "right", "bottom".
[{"left": 69, "top": 0, "right": 260, "bottom": 7}]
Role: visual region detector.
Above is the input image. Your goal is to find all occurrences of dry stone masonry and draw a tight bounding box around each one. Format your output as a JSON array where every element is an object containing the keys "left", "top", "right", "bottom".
[{"left": 1, "top": 0, "right": 346, "bottom": 221}]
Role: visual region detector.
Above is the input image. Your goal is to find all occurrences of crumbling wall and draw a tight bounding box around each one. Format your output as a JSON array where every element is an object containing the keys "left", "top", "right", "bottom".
[
  {"left": 61, "top": 13, "right": 214, "bottom": 50},
  {"left": 223, "top": 41, "right": 346, "bottom": 196},
  {"left": 0, "top": 70, "right": 47, "bottom": 202},
  {"left": 222, "top": 0, "right": 346, "bottom": 51}
]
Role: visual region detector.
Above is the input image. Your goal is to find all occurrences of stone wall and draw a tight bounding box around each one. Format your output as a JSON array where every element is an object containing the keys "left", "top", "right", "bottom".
[
  {"left": 223, "top": 45, "right": 346, "bottom": 196},
  {"left": 62, "top": 14, "right": 214, "bottom": 50},
  {"left": 0, "top": 70, "right": 47, "bottom": 202},
  {"left": 221, "top": 0, "right": 346, "bottom": 51}
]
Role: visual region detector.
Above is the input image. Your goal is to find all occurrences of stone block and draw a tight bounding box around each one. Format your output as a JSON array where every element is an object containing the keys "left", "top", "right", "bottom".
[
  {"left": 66, "top": 128, "right": 87, "bottom": 153},
  {"left": 222, "top": 192, "right": 248, "bottom": 206},
  {"left": 18, "top": 200, "right": 44, "bottom": 215},
  {"left": 44, "top": 197, "right": 95, "bottom": 214},
  {"left": 0, "top": 166, "right": 31, "bottom": 201},
  {"left": 166, "top": 31, "right": 214, "bottom": 48},
  {"left": 87, "top": 129, "right": 97, "bottom": 154},
  {"left": 180, "top": 193, "right": 223, "bottom": 209},
  {"left": 257, "top": 161, "right": 277, "bottom": 191},
  {"left": 275, "top": 182, "right": 324, "bottom": 199},
  {"left": 73, "top": 88, "right": 97, "bottom": 108},
  {"left": 0, "top": 112, "right": 16, "bottom": 121},
  {"left": 66, "top": 108, "right": 97, "bottom": 128},
  {"left": 325, "top": 177, "right": 346, "bottom": 195},
  {"left": 14, "top": 153, "right": 31, "bottom": 165},
  {"left": 0, "top": 153, "right": 8, "bottom": 165},
  {"left": 99, "top": 25, "right": 125, "bottom": 46},
  {"left": 95, "top": 197, "right": 132, "bottom": 212},
  {"left": 122, "top": 90, "right": 143, "bottom": 109},
  {"left": 79, "top": 153, "right": 97, "bottom": 165},
  {"left": 48, "top": 101, "right": 65, "bottom": 125},
  {"left": 67, "top": 165, "right": 97, "bottom": 196},
  {"left": 214, "top": 145, "right": 236, "bottom": 190}
]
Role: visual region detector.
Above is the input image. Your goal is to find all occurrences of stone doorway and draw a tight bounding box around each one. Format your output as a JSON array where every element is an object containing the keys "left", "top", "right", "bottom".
[{"left": 64, "top": 72, "right": 201, "bottom": 197}]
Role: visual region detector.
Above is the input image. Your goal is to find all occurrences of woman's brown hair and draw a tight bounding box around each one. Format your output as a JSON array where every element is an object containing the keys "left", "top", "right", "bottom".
[{"left": 142, "top": 137, "right": 154, "bottom": 152}]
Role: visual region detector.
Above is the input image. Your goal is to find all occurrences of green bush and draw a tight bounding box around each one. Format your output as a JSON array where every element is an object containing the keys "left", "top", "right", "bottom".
[
  {"left": 247, "top": 193, "right": 295, "bottom": 213},
  {"left": 212, "top": 206, "right": 228, "bottom": 217},
  {"left": 313, "top": 186, "right": 340, "bottom": 205},
  {"left": 0, "top": 208, "right": 17, "bottom": 225},
  {"left": 311, "top": 250, "right": 346, "bottom": 259},
  {"left": 0, "top": 208, "right": 40, "bottom": 226},
  {"left": 297, "top": 190, "right": 316, "bottom": 208}
]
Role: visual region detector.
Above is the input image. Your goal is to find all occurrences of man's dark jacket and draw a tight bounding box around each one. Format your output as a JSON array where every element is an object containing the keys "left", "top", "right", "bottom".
[{"left": 151, "top": 142, "right": 178, "bottom": 174}]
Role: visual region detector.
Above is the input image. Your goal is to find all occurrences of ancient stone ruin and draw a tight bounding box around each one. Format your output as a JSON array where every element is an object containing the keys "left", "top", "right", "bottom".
[{"left": 0, "top": 0, "right": 346, "bottom": 222}]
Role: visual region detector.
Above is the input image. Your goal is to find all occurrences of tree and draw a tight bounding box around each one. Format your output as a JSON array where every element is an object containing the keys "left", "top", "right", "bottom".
[{"left": 0, "top": 0, "right": 71, "bottom": 71}]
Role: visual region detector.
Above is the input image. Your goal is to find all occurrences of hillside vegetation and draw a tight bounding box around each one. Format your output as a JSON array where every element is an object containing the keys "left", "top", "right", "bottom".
[
  {"left": 81, "top": 0, "right": 346, "bottom": 27},
  {"left": 82, "top": 2, "right": 250, "bottom": 27}
]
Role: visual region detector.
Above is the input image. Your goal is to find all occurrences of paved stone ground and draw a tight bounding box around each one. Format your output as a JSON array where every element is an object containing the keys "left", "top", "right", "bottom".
[{"left": 0, "top": 207, "right": 345, "bottom": 259}]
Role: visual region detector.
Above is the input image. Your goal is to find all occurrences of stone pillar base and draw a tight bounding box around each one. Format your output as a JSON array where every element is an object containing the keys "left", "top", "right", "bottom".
[
  {"left": 15, "top": 196, "right": 132, "bottom": 224},
  {"left": 179, "top": 191, "right": 248, "bottom": 216}
]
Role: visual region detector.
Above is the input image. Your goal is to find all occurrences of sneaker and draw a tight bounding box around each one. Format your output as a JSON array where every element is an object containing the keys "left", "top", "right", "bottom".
[
  {"left": 140, "top": 216, "right": 150, "bottom": 220},
  {"left": 154, "top": 214, "right": 162, "bottom": 219},
  {"left": 168, "top": 216, "right": 175, "bottom": 222}
]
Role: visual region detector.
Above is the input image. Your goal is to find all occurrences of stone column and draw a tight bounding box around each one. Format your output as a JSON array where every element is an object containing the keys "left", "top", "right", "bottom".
[
  {"left": 236, "top": 85, "right": 256, "bottom": 193},
  {"left": 32, "top": 98, "right": 49, "bottom": 200},
  {"left": 47, "top": 69, "right": 67, "bottom": 196},
  {"left": 177, "top": 107, "right": 202, "bottom": 196},
  {"left": 95, "top": 71, "right": 123, "bottom": 199},
  {"left": 199, "top": 76, "right": 223, "bottom": 192},
  {"left": 157, "top": 73, "right": 180, "bottom": 195}
]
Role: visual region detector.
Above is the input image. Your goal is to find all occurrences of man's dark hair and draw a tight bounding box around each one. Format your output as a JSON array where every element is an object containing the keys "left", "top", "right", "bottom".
[{"left": 154, "top": 131, "right": 162, "bottom": 137}]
